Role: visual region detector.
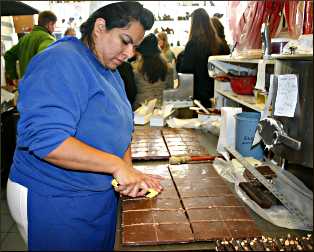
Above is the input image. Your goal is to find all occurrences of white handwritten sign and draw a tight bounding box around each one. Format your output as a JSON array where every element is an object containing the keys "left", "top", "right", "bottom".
[{"left": 274, "top": 74, "right": 298, "bottom": 117}]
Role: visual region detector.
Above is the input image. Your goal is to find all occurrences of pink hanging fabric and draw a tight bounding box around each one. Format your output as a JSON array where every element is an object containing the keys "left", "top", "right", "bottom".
[
  {"left": 284, "top": 1, "right": 305, "bottom": 39},
  {"left": 228, "top": 1, "right": 284, "bottom": 51}
]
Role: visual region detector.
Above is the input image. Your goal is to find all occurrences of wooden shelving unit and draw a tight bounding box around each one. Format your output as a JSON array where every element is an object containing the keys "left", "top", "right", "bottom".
[
  {"left": 209, "top": 56, "right": 275, "bottom": 112},
  {"left": 215, "top": 88, "right": 264, "bottom": 112}
]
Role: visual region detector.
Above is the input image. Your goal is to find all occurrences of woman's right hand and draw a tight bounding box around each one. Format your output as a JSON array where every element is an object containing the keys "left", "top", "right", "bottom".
[{"left": 113, "top": 163, "right": 163, "bottom": 198}]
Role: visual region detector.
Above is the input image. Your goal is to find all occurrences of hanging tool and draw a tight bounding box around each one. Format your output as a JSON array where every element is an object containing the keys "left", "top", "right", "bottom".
[
  {"left": 111, "top": 179, "right": 159, "bottom": 199},
  {"left": 257, "top": 118, "right": 301, "bottom": 151}
]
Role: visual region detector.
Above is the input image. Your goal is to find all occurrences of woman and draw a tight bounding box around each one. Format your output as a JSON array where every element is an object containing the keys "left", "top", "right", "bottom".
[
  {"left": 132, "top": 33, "right": 174, "bottom": 109},
  {"left": 64, "top": 27, "right": 76, "bottom": 37},
  {"left": 176, "top": 8, "right": 225, "bottom": 108},
  {"left": 157, "top": 31, "right": 176, "bottom": 64},
  {"left": 118, "top": 61, "right": 137, "bottom": 109},
  {"left": 211, "top": 17, "right": 230, "bottom": 55},
  {"left": 6, "top": 2, "right": 162, "bottom": 251}
]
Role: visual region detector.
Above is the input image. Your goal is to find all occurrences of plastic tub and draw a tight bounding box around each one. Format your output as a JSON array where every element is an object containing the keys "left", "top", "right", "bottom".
[
  {"left": 229, "top": 76, "right": 256, "bottom": 95},
  {"left": 235, "top": 112, "right": 264, "bottom": 160}
]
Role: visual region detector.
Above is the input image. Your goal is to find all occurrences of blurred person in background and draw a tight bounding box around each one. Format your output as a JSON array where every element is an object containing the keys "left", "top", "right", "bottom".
[
  {"left": 118, "top": 61, "right": 137, "bottom": 109},
  {"left": 132, "top": 33, "right": 174, "bottom": 110},
  {"left": 211, "top": 17, "right": 230, "bottom": 55},
  {"left": 6, "top": 2, "right": 162, "bottom": 251},
  {"left": 4, "top": 11, "right": 57, "bottom": 87},
  {"left": 64, "top": 27, "right": 77, "bottom": 37},
  {"left": 176, "top": 8, "right": 225, "bottom": 108},
  {"left": 157, "top": 31, "right": 176, "bottom": 64}
]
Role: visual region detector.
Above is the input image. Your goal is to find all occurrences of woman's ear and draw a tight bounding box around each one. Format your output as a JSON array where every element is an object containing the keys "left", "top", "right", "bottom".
[{"left": 94, "top": 18, "right": 106, "bottom": 36}]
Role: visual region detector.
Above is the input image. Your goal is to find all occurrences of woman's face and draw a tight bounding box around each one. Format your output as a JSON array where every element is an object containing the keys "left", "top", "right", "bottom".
[
  {"left": 93, "top": 18, "right": 145, "bottom": 70},
  {"left": 158, "top": 37, "right": 164, "bottom": 49}
]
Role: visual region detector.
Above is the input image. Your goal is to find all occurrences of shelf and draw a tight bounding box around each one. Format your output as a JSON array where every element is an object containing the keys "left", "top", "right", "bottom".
[
  {"left": 208, "top": 55, "right": 275, "bottom": 64},
  {"left": 271, "top": 53, "right": 313, "bottom": 60},
  {"left": 216, "top": 89, "right": 264, "bottom": 112}
]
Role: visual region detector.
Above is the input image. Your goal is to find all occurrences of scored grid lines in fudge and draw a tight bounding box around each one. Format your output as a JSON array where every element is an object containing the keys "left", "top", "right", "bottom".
[
  {"left": 169, "top": 163, "right": 261, "bottom": 241},
  {"left": 121, "top": 164, "right": 194, "bottom": 245},
  {"left": 121, "top": 163, "right": 261, "bottom": 245},
  {"left": 131, "top": 128, "right": 169, "bottom": 160},
  {"left": 122, "top": 223, "right": 194, "bottom": 245},
  {"left": 161, "top": 128, "right": 209, "bottom": 157},
  {"left": 122, "top": 209, "right": 188, "bottom": 226}
]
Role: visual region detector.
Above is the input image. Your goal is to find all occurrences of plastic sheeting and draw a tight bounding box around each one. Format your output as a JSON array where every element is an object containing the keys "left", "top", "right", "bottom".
[
  {"left": 284, "top": 1, "right": 306, "bottom": 39},
  {"left": 213, "top": 157, "right": 313, "bottom": 231},
  {"left": 228, "top": 1, "right": 284, "bottom": 51},
  {"left": 303, "top": 0, "right": 313, "bottom": 34}
]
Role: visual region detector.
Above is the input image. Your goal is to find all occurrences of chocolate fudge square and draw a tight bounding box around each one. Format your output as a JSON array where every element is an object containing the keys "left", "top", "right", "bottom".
[
  {"left": 122, "top": 198, "right": 152, "bottom": 211},
  {"left": 154, "top": 209, "right": 188, "bottom": 224},
  {"left": 122, "top": 224, "right": 157, "bottom": 245},
  {"left": 122, "top": 211, "right": 154, "bottom": 226},
  {"left": 122, "top": 198, "right": 182, "bottom": 211},
  {"left": 192, "top": 221, "right": 231, "bottom": 241},
  {"left": 170, "top": 164, "right": 220, "bottom": 179},
  {"left": 187, "top": 208, "right": 222, "bottom": 221},
  {"left": 182, "top": 196, "right": 242, "bottom": 209},
  {"left": 177, "top": 183, "right": 232, "bottom": 198},
  {"left": 134, "top": 164, "right": 171, "bottom": 179},
  {"left": 219, "top": 207, "right": 253, "bottom": 221},
  {"left": 226, "top": 220, "right": 261, "bottom": 238},
  {"left": 175, "top": 177, "right": 227, "bottom": 186},
  {"left": 156, "top": 223, "right": 194, "bottom": 244}
]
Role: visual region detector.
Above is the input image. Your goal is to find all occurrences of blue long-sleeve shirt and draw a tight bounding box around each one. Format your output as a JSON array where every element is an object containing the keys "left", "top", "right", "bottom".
[{"left": 10, "top": 37, "right": 134, "bottom": 196}]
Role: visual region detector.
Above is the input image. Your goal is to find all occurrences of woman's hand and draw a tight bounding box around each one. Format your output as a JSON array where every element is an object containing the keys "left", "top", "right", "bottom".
[{"left": 113, "top": 164, "right": 163, "bottom": 198}]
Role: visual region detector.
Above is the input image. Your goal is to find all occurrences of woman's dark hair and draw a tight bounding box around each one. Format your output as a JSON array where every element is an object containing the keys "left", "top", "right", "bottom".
[
  {"left": 211, "top": 17, "right": 225, "bottom": 39},
  {"left": 80, "top": 1, "right": 154, "bottom": 50},
  {"left": 189, "top": 8, "right": 221, "bottom": 54},
  {"left": 139, "top": 54, "right": 168, "bottom": 83}
]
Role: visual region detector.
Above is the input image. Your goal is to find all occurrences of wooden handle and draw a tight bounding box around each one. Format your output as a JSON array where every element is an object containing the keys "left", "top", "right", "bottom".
[{"left": 190, "top": 155, "right": 217, "bottom": 161}]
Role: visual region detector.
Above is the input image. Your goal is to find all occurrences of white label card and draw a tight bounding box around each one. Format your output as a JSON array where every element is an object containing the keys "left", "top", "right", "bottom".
[{"left": 274, "top": 74, "right": 298, "bottom": 117}]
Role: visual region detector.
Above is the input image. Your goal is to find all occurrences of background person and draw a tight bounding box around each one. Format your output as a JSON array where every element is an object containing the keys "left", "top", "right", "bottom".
[
  {"left": 132, "top": 33, "right": 174, "bottom": 109},
  {"left": 176, "top": 8, "right": 225, "bottom": 108},
  {"left": 4, "top": 11, "right": 57, "bottom": 86},
  {"left": 64, "top": 27, "right": 77, "bottom": 37},
  {"left": 6, "top": 2, "right": 162, "bottom": 251},
  {"left": 157, "top": 31, "right": 176, "bottom": 64},
  {"left": 211, "top": 17, "right": 230, "bottom": 55},
  {"left": 118, "top": 61, "right": 137, "bottom": 109}
]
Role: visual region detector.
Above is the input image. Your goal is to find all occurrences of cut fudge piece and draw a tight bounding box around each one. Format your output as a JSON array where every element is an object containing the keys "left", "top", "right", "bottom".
[
  {"left": 225, "top": 220, "right": 261, "bottom": 238},
  {"left": 156, "top": 223, "right": 194, "bottom": 244},
  {"left": 192, "top": 221, "right": 231, "bottom": 241},
  {"left": 122, "top": 224, "right": 157, "bottom": 245}
]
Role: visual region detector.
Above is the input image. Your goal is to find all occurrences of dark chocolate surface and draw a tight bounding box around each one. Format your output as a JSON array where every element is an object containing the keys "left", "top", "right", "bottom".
[
  {"left": 192, "top": 221, "right": 231, "bottom": 241},
  {"left": 122, "top": 198, "right": 183, "bottom": 211},
  {"left": 182, "top": 196, "right": 243, "bottom": 209},
  {"left": 131, "top": 128, "right": 169, "bottom": 160},
  {"left": 162, "top": 128, "right": 209, "bottom": 157},
  {"left": 226, "top": 220, "right": 261, "bottom": 238},
  {"left": 156, "top": 223, "right": 194, "bottom": 243},
  {"left": 122, "top": 224, "right": 157, "bottom": 245},
  {"left": 121, "top": 162, "right": 261, "bottom": 246}
]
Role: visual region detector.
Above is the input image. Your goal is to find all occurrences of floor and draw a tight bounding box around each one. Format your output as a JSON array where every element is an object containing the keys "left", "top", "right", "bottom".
[{"left": 1, "top": 184, "right": 27, "bottom": 251}]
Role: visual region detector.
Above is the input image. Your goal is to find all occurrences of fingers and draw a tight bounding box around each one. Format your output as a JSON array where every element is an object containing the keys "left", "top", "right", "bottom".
[
  {"left": 118, "top": 183, "right": 148, "bottom": 198},
  {"left": 146, "top": 174, "right": 164, "bottom": 180},
  {"left": 142, "top": 175, "right": 163, "bottom": 192},
  {"left": 113, "top": 167, "right": 163, "bottom": 197}
]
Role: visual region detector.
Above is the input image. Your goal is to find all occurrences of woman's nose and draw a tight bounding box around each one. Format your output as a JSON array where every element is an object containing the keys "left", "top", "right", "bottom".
[{"left": 123, "top": 44, "right": 135, "bottom": 59}]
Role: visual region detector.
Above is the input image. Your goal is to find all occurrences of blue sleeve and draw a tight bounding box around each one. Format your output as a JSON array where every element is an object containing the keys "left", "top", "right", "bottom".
[{"left": 17, "top": 50, "right": 89, "bottom": 158}]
